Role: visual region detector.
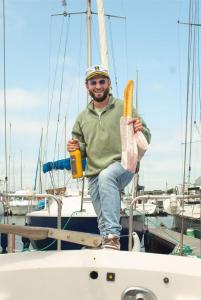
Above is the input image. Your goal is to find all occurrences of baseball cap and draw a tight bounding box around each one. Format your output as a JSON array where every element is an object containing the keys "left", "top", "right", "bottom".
[{"left": 85, "top": 65, "right": 110, "bottom": 80}]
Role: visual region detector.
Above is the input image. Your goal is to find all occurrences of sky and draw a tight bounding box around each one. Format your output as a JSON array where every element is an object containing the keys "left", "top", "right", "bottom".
[{"left": 0, "top": 0, "right": 201, "bottom": 192}]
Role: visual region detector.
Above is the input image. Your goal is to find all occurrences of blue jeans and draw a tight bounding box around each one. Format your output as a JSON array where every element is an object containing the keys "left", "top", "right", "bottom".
[{"left": 88, "top": 161, "right": 134, "bottom": 238}]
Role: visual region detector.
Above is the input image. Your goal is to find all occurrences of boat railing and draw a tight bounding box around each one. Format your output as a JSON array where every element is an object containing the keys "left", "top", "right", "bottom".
[
  {"left": 2, "top": 192, "right": 63, "bottom": 250},
  {"left": 128, "top": 194, "right": 201, "bottom": 251},
  {"left": 35, "top": 193, "right": 63, "bottom": 251}
]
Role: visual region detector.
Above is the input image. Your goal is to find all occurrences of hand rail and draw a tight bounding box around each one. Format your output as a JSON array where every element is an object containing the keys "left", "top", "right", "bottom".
[
  {"left": 2, "top": 192, "right": 63, "bottom": 251},
  {"left": 128, "top": 194, "right": 201, "bottom": 251}
]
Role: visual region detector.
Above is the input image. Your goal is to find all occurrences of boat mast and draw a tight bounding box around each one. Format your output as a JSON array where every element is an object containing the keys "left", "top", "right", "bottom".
[
  {"left": 64, "top": 116, "right": 67, "bottom": 186},
  {"left": 8, "top": 122, "right": 12, "bottom": 192},
  {"left": 20, "top": 150, "right": 23, "bottom": 190},
  {"left": 12, "top": 153, "right": 15, "bottom": 192},
  {"left": 96, "top": 0, "right": 109, "bottom": 69},
  {"left": 39, "top": 128, "right": 43, "bottom": 193}
]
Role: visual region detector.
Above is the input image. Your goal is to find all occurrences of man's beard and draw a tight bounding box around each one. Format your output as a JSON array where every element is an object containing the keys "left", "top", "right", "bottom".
[{"left": 89, "top": 87, "right": 110, "bottom": 102}]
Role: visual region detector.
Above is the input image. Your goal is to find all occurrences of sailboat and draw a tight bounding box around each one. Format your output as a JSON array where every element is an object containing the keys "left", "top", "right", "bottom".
[
  {"left": 8, "top": 189, "right": 40, "bottom": 216},
  {"left": 26, "top": 0, "right": 145, "bottom": 251},
  {"left": 164, "top": 2, "right": 201, "bottom": 239},
  {"left": 1, "top": 1, "right": 201, "bottom": 299}
]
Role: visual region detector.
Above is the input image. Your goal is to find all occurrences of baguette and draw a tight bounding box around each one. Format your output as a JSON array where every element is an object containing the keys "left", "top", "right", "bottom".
[{"left": 123, "top": 80, "right": 134, "bottom": 117}]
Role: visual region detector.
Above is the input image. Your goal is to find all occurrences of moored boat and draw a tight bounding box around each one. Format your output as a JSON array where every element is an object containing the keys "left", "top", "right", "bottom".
[{"left": 8, "top": 190, "right": 40, "bottom": 216}]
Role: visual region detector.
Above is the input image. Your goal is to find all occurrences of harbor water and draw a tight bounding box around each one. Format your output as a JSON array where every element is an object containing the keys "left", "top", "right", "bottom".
[
  {"left": 1, "top": 215, "right": 32, "bottom": 252},
  {"left": 145, "top": 215, "right": 174, "bottom": 229}
]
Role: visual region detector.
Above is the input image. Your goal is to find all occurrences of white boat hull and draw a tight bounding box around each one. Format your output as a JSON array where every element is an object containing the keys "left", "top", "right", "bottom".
[
  {"left": 10, "top": 200, "right": 38, "bottom": 216},
  {"left": 0, "top": 250, "right": 201, "bottom": 299},
  {"left": 0, "top": 202, "right": 4, "bottom": 223}
]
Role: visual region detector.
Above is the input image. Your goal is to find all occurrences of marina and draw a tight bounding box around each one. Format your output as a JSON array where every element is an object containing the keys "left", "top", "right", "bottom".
[{"left": 0, "top": 0, "right": 201, "bottom": 299}]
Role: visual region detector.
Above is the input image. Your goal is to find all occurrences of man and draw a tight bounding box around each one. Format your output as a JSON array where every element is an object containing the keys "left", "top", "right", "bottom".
[{"left": 67, "top": 65, "right": 151, "bottom": 250}]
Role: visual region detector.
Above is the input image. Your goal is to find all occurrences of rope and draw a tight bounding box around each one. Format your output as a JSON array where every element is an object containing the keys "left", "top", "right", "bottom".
[{"left": 20, "top": 210, "right": 82, "bottom": 252}]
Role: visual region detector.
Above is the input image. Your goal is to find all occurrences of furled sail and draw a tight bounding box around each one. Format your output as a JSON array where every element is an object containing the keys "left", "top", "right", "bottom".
[{"left": 43, "top": 158, "right": 86, "bottom": 173}]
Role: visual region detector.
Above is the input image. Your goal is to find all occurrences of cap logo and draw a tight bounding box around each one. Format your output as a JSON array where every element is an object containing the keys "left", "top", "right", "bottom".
[{"left": 95, "top": 66, "right": 100, "bottom": 70}]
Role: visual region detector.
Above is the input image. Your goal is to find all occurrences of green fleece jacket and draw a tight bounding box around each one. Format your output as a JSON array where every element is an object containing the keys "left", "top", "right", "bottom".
[{"left": 72, "top": 95, "right": 151, "bottom": 177}]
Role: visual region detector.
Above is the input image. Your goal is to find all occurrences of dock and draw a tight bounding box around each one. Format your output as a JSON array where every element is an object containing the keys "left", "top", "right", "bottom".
[{"left": 146, "top": 227, "right": 201, "bottom": 256}]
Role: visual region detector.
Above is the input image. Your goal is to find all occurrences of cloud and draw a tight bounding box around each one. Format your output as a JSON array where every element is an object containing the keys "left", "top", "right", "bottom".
[
  {"left": 0, "top": 89, "right": 46, "bottom": 111},
  {"left": 139, "top": 126, "right": 201, "bottom": 190}
]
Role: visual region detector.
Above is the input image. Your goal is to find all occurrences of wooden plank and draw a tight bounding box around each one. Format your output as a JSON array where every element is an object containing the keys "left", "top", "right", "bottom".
[
  {"left": 48, "top": 228, "right": 102, "bottom": 248},
  {"left": 149, "top": 228, "right": 201, "bottom": 256},
  {"left": 0, "top": 224, "right": 49, "bottom": 240},
  {"left": 0, "top": 224, "right": 102, "bottom": 248}
]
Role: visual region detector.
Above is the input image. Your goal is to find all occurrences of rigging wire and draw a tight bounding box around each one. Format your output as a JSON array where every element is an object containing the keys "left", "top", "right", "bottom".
[
  {"left": 58, "top": 13, "right": 84, "bottom": 165},
  {"left": 108, "top": 16, "right": 119, "bottom": 98},
  {"left": 187, "top": 0, "right": 201, "bottom": 184},
  {"left": 188, "top": 4, "right": 196, "bottom": 184},
  {"left": 43, "top": 16, "right": 65, "bottom": 164},
  {"left": 53, "top": 15, "right": 70, "bottom": 162},
  {"left": 45, "top": 16, "right": 53, "bottom": 160},
  {"left": 177, "top": 2, "right": 185, "bottom": 179},
  {"left": 2, "top": 0, "right": 9, "bottom": 224},
  {"left": 194, "top": 121, "right": 201, "bottom": 138},
  {"left": 122, "top": 2, "right": 129, "bottom": 81},
  {"left": 180, "top": 0, "right": 193, "bottom": 255},
  {"left": 77, "top": 12, "right": 84, "bottom": 113},
  {"left": 197, "top": 1, "right": 201, "bottom": 123},
  {"left": 182, "top": 0, "right": 193, "bottom": 192},
  {"left": 43, "top": 16, "right": 53, "bottom": 191},
  {"left": 62, "top": 9, "right": 85, "bottom": 130}
]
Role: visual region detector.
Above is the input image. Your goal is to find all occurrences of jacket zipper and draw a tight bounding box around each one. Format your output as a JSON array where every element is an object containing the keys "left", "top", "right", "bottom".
[{"left": 98, "top": 113, "right": 101, "bottom": 125}]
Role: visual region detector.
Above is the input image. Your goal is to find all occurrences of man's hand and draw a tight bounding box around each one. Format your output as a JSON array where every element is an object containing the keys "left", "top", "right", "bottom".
[
  {"left": 67, "top": 139, "right": 80, "bottom": 152},
  {"left": 127, "top": 118, "right": 143, "bottom": 133}
]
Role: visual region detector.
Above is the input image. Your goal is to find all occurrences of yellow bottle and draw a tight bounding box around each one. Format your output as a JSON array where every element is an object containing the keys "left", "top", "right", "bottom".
[{"left": 69, "top": 149, "right": 83, "bottom": 179}]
